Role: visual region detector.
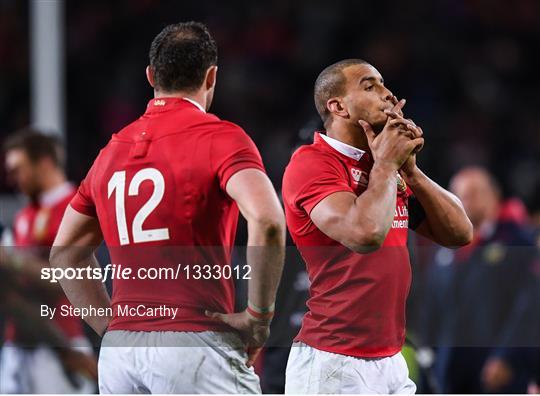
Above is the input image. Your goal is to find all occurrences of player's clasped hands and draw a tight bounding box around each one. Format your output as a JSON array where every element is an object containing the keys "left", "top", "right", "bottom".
[
  {"left": 385, "top": 96, "right": 424, "bottom": 152},
  {"left": 359, "top": 97, "right": 424, "bottom": 170}
]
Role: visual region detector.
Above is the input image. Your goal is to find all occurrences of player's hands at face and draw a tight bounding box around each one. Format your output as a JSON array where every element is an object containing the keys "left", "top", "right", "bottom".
[
  {"left": 205, "top": 309, "right": 271, "bottom": 367},
  {"left": 359, "top": 99, "right": 424, "bottom": 171},
  {"left": 384, "top": 97, "right": 423, "bottom": 142},
  {"left": 383, "top": 104, "right": 424, "bottom": 176},
  {"left": 390, "top": 95, "right": 404, "bottom": 118}
]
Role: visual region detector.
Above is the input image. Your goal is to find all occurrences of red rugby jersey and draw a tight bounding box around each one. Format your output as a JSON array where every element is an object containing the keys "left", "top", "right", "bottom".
[
  {"left": 70, "top": 98, "right": 265, "bottom": 332},
  {"left": 282, "top": 132, "right": 412, "bottom": 358},
  {"left": 8, "top": 182, "right": 85, "bottom": 340}
]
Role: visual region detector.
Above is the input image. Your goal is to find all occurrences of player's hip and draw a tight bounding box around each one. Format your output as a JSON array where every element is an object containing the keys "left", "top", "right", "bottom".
[
  {"left": 285, "top": 342, "right": 416, "bottom": 394},
  {"left": 98, "top": 330, "right": 260, "bottom": 394}
]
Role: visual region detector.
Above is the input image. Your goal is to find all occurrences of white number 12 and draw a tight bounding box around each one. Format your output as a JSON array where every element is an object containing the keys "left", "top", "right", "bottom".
[{"left": 108, "top": 168, "right": 170, "bottom": 245}]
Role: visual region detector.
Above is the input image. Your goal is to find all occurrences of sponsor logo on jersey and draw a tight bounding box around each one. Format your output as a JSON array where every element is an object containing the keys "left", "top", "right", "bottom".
[
  {"left": 392, "top": 205, "right": 409, "bottom": 228},
  {"left": 351, "top": 168, "right": 368, "bottom": 186}
]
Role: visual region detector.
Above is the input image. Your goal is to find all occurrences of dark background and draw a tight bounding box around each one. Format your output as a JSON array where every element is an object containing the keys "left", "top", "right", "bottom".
[{"left": 1, "top": 0, "right": 540, "bottom": 214}]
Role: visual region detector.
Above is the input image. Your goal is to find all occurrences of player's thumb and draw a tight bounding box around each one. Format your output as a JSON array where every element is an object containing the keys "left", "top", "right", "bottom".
[
  {"left": 412, "top": 136, "right": 424, "bottom": 151},
  {"left": 246, "top": 346, "right": 262, "bottom": 367},
  {"left": 205, "top": 310, "right": 227, "bottom": 323},
  {"left": 406, "top": 137, "right": 423, "bottom": 154},
  {"left": 358, "top": 120, "right": 375, "bottom": 144}
]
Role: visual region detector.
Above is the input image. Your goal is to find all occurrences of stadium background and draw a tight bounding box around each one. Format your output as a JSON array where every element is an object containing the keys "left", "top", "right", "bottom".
[{"left": 1, "top": 0, "right": 539, "bottom": 393}]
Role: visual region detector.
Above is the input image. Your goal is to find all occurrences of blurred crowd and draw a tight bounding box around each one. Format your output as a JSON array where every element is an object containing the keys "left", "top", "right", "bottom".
[
  {"left": 0, "top": 0, "right": 539, "bottom": 393},
  {"left": 2, "top": 0, "right": 540, "bottom": 205}
]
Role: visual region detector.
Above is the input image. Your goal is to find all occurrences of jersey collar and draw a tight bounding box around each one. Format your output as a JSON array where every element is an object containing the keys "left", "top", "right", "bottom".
[
  {"left": 145, "top": 97, "right": 206, "bottom": 113},
  {"left": 182, "top": 97, "right": 205, "bottom": 112},
  {"left": 39, "top": 182, "right": 74, "bottom": 207},
  {"left": 317, "top": 132, "right": 365, "bottom": 161}
]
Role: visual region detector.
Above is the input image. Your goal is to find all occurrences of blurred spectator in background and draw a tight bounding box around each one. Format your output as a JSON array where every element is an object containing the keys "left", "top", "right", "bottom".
[
  {"left": 419, "top": 166, "right": 538, "bottom": 393},
  {"left": 0, "top": 129, "right": 97, "bottom": 393}
]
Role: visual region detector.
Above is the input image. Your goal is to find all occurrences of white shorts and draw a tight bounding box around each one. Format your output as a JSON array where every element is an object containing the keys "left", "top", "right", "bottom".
[
  {"left": 285, "top": 342, "right": 416, "bottom": 394},
  {"left": 0, "top": 337, "right": 96, "bottom": 394},
  {"left": 98, "top": 330, "right": 261, "bottom": 394}
]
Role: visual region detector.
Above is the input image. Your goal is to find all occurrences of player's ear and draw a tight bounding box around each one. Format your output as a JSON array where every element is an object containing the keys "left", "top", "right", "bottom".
[
  {"left": 205, "top": 65, "right": 218, "bottom": 90},
  {"left": 146, "top": 66, "right": 155, "bottom": 88},
  {"left": 327, "top": 98, "right": 349, "bottom": 119}
]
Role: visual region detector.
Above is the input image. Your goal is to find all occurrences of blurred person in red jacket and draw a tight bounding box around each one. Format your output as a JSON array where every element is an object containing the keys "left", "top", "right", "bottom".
[{"left": 0, "top": 129, "right": 97, "bottom": 393}]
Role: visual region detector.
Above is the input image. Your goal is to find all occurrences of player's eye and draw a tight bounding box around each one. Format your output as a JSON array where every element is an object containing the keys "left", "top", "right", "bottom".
[{"left": 365, "top": 85, "right": 374, "bottom": 91}]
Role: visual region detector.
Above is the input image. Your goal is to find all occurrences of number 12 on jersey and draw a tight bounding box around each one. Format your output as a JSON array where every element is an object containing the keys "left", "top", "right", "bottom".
[{"left": 108, "top": 168, "right": 170, "bottom": 245}]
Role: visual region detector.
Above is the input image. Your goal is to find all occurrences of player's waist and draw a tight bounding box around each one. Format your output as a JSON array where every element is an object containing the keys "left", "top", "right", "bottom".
[
  {"left": 296, "top": 307, "right": 407, "bottom": 356},
  {"left": 101, "top": 329, "right": 244, "bottom": 349},
  {"left": 295, "top": 328, "right": 405, "bottom": 359}
]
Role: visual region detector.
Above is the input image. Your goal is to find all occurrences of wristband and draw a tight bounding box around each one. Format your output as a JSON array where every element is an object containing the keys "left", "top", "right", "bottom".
[
  {"left": 246, "top": 306, "right": 274, "bottom": 321},
  {"left": 247, "top": 300, "right": 275, "bottom": 314}
]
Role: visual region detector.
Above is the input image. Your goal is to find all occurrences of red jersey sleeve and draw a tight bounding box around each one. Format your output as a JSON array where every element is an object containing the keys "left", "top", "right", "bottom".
[
  {"left": 284, "top": 149, "right": 354, "bottom": 215},
  {"left": 70, "top": 159, "right": 98, "bottom": 217},
  {"left": 212, "top": 123, "right": 266, "bottom": 191}
]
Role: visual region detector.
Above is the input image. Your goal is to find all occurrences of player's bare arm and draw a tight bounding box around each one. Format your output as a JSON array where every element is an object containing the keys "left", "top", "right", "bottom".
[
  {"left": 385, "top": 110, "right": 473, "bottom": 247},
  {"left": 401, "top": 165, "right": 472, "bottom": 247},
  {"left": 227, "top": 169, "right": 286, "bottom": 311},
  {"left": 206, "top": 168, "right": 286, "bottom": 366},
  {"left": 310, "top": 101, "right": 423, "bottom": 253},
  {"left": 50, "top": 206, "right": 111, "bottom": 336}
]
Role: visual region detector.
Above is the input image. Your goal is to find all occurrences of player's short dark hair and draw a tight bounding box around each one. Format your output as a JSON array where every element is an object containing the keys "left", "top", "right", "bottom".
[
  {"left": 149, "top": 21, "right": 218, "bottom": 93},
  {"left": 2, "top": 128, "right": 65, "bottom": 168},
  {"left": 314, "top": 59, "right": 369, "bottom": 125}
]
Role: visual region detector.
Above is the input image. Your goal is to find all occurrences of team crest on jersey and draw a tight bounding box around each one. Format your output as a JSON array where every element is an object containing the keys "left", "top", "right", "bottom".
[
  {"left": 396, "top": 173, "right": 407, "bottom": 192},
  {"left": 351, "top": 168, "right": 368, "bottom": 186}
]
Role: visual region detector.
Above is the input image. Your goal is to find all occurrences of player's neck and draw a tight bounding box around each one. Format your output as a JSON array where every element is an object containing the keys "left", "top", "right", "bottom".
[
  {"left": 39, "top": 171, "right": 67, "bottom": 196},
  {"left": 326, "top": 125, "right": 370, "bottom": 152},
  {"left": 154, "top": 90, "right": 206, "bottom": 110}
]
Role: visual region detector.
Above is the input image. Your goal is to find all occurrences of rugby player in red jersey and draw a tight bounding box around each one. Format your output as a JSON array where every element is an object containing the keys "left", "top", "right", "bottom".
[
  {"left": 282, "top": 59, "right": 473, "bottom": 394},
  {"left": 50, "top": 22, "right": 285, "bottom": 393}
]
